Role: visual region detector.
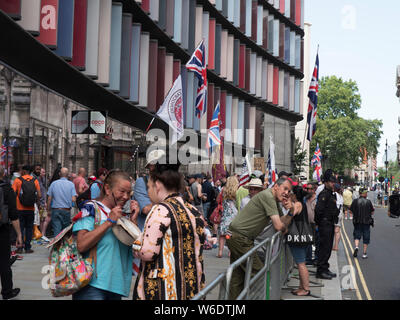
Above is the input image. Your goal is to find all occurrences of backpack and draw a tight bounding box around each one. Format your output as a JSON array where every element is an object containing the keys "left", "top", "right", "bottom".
[
  {"left": 18, "top": 177, "right": 37, "bottom": 207},
  {"left": 0, "top": 183, "right": 9, "bottom": 226},
  {"left": 46, "top": 201, "right": 102, "bottom": 297}
]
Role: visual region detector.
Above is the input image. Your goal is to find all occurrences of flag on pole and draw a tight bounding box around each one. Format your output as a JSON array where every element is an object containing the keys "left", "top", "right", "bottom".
[
  {"left": 311, "top": 143, "right": 322, "bottom": 167},
  {"left": 311, "top": 144, "right": 323, "bottom": 183},
  {"left": 307, "top": 54, "right": 319, "bottom": 142},
  {"left": 313, "top": 163, "right": 323, "bottom": 183},
  {"left": 239, "top": 157, "right": 251, "bottom": 187},
  {"left": 186, "top": 39, "right": 207, "bottom": 119},
  {"left": 156, "top": 75, "right": 184, "bottom": 145},
  {"left": 267, "top": 136, "right": 277, "bottom": 187},
  {"left": 205, "top": 101, "right": 221, "bottom": 156}
]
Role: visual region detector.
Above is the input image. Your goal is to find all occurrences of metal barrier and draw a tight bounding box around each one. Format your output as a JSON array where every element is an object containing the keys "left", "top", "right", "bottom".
[{"left": 192, "top": 225, "right": 294, "bottom": 300}]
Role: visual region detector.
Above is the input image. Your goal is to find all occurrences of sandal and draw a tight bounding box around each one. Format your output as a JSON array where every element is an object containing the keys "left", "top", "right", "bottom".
[{"left": 292, "top": 290, "right": 311, "bottom": 296}]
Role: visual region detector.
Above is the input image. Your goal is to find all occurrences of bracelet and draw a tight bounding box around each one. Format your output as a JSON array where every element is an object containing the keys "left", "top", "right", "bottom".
[
  {"left": 288, "top": 212, "right": 294, "bottom": 217},
  {"left": 107, "top": 218, "right": 117, "bottom": 224}
]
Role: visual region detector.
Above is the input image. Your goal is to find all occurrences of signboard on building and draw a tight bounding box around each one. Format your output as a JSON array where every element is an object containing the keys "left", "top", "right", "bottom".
[
  {"left": 253, "top": 157, "right": 265, "bottom": 173},
  {"left": 36, "top": 0, "right": 59, "bottom": 49},
  {"left": 71, "top": 111, "right": 107, "bottom": 134}
]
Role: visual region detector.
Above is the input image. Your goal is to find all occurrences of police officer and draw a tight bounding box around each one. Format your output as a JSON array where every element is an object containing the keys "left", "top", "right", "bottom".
[{"left": 315, "top": 169, "right": 340, "bottom": 280}]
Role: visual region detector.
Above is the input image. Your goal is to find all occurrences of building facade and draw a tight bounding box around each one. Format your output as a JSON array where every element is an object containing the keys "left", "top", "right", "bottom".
[{"left": 0, "top": 0, "right": 305, "bottom": 178}]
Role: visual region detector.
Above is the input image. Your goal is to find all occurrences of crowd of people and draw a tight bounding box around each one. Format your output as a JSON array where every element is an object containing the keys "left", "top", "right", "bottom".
[{"left": 0, "top": 151, "right": 376, "bottom": 300}]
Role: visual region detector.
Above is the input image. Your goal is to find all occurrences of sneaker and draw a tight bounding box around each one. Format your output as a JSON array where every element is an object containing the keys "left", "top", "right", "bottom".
[
  {"left": 15, "top": 248, "right": 23, "bottom": 254},
  {"left": 350, "top": 216, "right": 353, "bottom": 220},
  {"left": 16, "top": 255, "right": 23, "bottom": 260},
  {"left": 353, "top": 247, "right": 359, "bottom": 258},
  {"left": 41, "top": 236, "right": 50, "bottom": 242},
  {"left": 2, "top": 288, "right": 20, "bottom": 300},
  {"left": 362, "top": 253, "right": 368, "bottom": 259},
  {"left": 24, "top": 249, "right": 34, "bottom": 254}
]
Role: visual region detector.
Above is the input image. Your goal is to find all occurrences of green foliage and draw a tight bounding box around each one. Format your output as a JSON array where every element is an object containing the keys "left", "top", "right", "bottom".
[
  {"left": 310, "top": 76, "right": 383, "bottom": 175},
  {"left": 318, "top": 76, "right": 361, "bottom": 120},
  {"left": 293, "top": 137, "right": 308, "bottom": 176}
]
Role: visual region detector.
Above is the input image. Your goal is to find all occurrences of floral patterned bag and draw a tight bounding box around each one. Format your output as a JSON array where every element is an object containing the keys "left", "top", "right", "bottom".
[{"left": 46, "top": 203, "right": 102, "bottom": 297}]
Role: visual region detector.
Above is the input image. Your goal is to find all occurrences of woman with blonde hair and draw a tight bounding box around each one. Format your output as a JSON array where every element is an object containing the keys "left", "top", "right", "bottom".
[{"left": 217, "top": 176, "right": 239, "bottom": 258}]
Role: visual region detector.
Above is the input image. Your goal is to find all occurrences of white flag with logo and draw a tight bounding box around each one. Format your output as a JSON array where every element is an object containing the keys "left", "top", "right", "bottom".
[{"left": 157, "top": 75, "right": 184, "bottom": 145}]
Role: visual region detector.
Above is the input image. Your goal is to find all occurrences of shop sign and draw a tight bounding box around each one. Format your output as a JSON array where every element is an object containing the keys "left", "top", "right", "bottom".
[{"left": 72, "top": 111, "right": 107, "bottom": 134}]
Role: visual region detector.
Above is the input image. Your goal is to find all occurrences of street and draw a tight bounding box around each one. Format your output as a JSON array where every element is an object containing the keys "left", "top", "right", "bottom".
[{"left": 337, "top": 192, "right": 400, "bottom": 300}]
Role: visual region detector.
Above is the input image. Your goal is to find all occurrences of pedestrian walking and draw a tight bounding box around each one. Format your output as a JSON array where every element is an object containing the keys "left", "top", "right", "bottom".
[
  {"left": 89, "top": 168, "right": 108, "bottom": 200},
  {"left": 47, "top": 168, "right": 77, "bottom": 237},
  {"left": 333, "top": 184, "right": 344, "bottom": 251},
  {"left": 11, "top": 165, "right": 41, "bottom": 254},
  {"left": 343, "top": 187, "right": 353, "bottom": 220},
  {"left": 202, "top": 175, "right": 215, "bottom": 221},
  {"left": 0, "top": 166, "right": 22, "bottom": 300},
  {"left": 226, "top": 178, "right": 301, "bottom": 299},
  {"left": 190, "top": 174, "right": 206, "bottom": 216},
  {"left": 73, "top": 168, "right": 89, "bottom": 197},
  {"left": 218, "top": 176, "right": 239, "bottom": 258},
  {"left": 314, "top": 170, "right": 340, "bottom": 280},
  {"left": 133, "top": 163, "right": 205, "bottom": 300},
  {"left": 72, "top": 170, "right": 139, "bottom": 300},
  {"left": 350, "top": 188, "right": 375, "bottom": 259},
  {"left": 38, "top": 168, "right": 50, "bottom": 241}
]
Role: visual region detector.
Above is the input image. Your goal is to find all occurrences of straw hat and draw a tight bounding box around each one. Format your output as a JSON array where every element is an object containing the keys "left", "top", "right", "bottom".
[
  {"left": 112, "top": 217, "right": 141, "bottom": 246},
  {"left": 244, "top": 178, "right": 264, "bottom": 189}
]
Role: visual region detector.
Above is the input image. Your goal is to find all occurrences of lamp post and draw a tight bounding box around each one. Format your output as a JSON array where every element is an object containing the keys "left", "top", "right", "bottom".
[{"left": 385, "top": 139, "right": 389, "bottom": 196}]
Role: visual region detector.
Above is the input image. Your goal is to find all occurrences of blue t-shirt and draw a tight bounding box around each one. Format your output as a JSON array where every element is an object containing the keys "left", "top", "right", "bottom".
[
  {"left": 72, "top": 201, "right": 133, "bottom": 297},
  {"left": 133, "top": 177, "right": 151, "bottom": 231},
  {"left": 90, "top": 181, "right": 103, "bottom": 200},
  {"left": 47, "top": 178, "right": 77, "bottom": 209}
]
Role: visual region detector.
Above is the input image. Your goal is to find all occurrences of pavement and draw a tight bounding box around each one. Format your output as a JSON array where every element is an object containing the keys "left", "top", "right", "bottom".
[
  {"left": 7, "top": 238, "right": 342, "bottom": 300},
  {"left": 6, "top": 240, "right": 231, "bottom": 300},
  {"left": 281, "top": 251, "right": 342, "bottom": 300}
]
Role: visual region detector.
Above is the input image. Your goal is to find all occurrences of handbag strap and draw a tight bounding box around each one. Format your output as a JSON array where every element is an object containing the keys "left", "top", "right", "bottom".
[{"left": 88, "top": 201, "right": 103, "bottom": 278}]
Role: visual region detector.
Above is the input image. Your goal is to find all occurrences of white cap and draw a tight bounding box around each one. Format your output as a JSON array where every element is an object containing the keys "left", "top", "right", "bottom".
[{"left": 145, "top": 149, "right": 166, "bottom": 168}]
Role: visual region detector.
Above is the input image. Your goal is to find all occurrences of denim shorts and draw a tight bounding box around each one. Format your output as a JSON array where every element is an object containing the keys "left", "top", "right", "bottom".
[
  {"left": 72, "top": 285, "right": 122, "bottom": 300},
  {"left": 353, "top": 224, "right": 371, "bottom": 244},
  {"left": 289, "top": 244, "right": 307, "bottom": 264}
]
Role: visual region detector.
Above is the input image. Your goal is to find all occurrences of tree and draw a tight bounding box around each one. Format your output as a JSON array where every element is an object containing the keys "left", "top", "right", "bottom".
[
  {"left": 293, "top": 137, "right": 308, "bottom": 176},
  {"left": 318, "top": 76, "right": 361, "bottom": 120},
  {"left": 310, "top": 76, "right": 383, "bottom": 175}
]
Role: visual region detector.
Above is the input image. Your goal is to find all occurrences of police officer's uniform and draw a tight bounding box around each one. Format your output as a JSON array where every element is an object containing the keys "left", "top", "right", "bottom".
[{"left": 314, "top": 172, "right": 339, "bottom": 279}]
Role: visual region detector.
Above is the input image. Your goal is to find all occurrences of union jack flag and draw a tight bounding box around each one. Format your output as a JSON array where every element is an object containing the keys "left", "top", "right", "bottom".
[
  {"left": 186, "top": 40, "right": 207, "bottom": 118},
  {"left": 205, "top": 102, "right": 221, "bottom": 156},
  {"left": 307, "top": 54, "right": 319, "bottom": 142},
  {"left": 311, "top": 143, "right": 322, "bottom": 167},
  {"left": 239, "top": 159, "right": 250, "bottom": 187},
  {"left": 311, "top": 144, "right": 323, "bottom": 183}
]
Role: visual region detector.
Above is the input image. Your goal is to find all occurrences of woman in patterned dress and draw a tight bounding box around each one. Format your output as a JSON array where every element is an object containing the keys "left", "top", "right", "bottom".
[
  {"left": 217, "top": 176, "right": 239, "bottom": 258},
  {"left": 133, "top": 163, "right": 205, "bottom": 300}
]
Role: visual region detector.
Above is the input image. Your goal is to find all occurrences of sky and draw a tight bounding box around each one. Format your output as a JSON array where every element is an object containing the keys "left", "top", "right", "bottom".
[{"left": 305, "top": 0, "right": 400, "bottom": 167}]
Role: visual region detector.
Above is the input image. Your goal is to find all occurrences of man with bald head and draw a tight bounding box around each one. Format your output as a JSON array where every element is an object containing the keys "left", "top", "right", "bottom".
[
  {"left": 73, "top": 167, "right": 89, "bottom": 196},
  {"left": 47, "top": 168, "right": 77, "bottom": 237}
]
